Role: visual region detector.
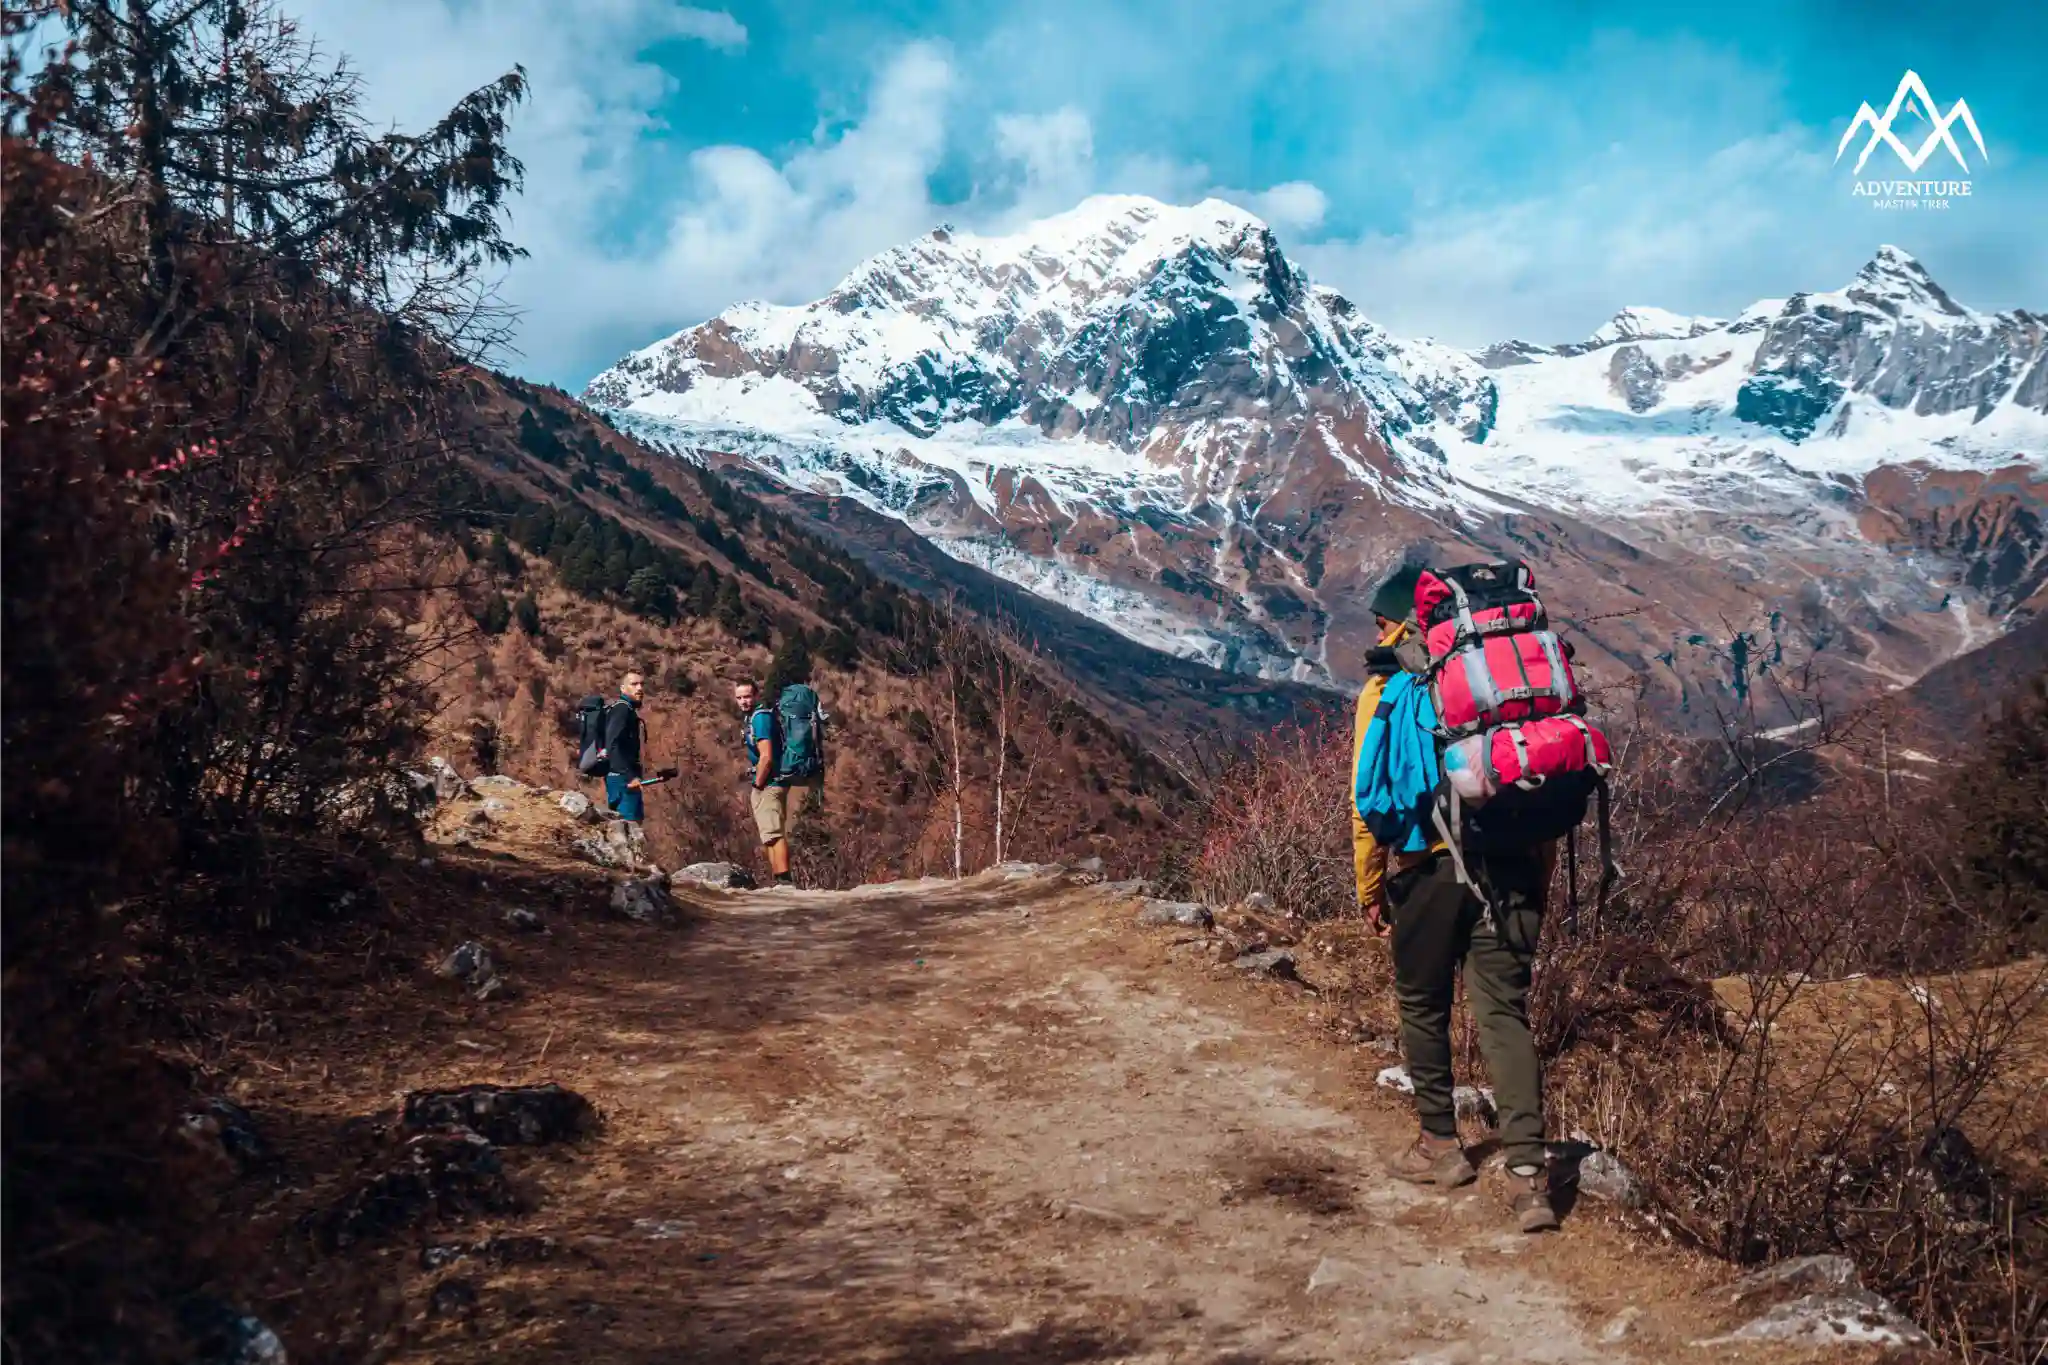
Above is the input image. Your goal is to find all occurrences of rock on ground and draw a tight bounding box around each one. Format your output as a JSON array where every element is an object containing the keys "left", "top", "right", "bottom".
[
  {"left": 469, "top": 774, "right": 528, "bottom": 796},
  {"left": 1555, "top": 1146, "right": 1643, "bottom": 1207},
  {"left": 672, "top": 861, "right": 755, "bottom": 891},
  {"left": 423, "top": 757, "right": 467, "bottom": 804},
  {"left": 180, "top": 1097, "right": 269, "bottom": 1170},
  {"left": 556, "top": 791, "right": 593, "bottom": 820},
  {"left": 1136, "top": 899, "right": 1213, "bottom": 928},
  {"left": 1701, "top": 1254, "right": 1934, "bottom": 1351},
  {"left": 180, "top": 1299, "right": 288, "bottom": 1365},
  {"left": 317, "top": 1128, "right": 521, "bottom": 1249},
  {"left": 402, "top": 1082, "right": 598, "bottom": 1146},
  {"left": 611, "top": 876, "right": 675, "bottom": 924},
  {"left": 501, "top": 907, "right": 547, "bottom": 934},
  {"left": 435, "top": 941, "right": 511, "bottom": 1000},
  {"left": 1233, "top": 948, "right": 1299, "bottom": 981}
]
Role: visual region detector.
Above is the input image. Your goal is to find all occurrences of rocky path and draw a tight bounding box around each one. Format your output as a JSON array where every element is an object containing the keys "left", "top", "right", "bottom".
[{"left": 364, "top": 863, "right": 1813, "bottom": 1364}]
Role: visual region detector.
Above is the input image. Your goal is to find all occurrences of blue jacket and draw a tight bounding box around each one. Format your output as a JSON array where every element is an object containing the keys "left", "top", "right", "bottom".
[{"left": 1354, "top": 672, "right": 1441, "bottom": 856}]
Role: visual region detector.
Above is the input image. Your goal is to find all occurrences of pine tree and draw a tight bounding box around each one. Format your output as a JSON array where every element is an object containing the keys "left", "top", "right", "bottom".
[
  {"left": 513, "top": 593, "right": 541, "bottom": 635},
  {"left": 625, "top": 566, "right": 675, "bottom": 623},
  {"left": 33, "top": 0, "right": 527, "bottom": 355},
  {"left": 477, "top": 591, "right": 512, "bottom": 635},
  {"left": 765, "top": 631, "right": 813, "bottom": 697},
  {"left": 818, "top": 628, "right": 859, "bottom": 669},
  {"left": 715, "top": 578, "right": 748, "bottom": 635}
]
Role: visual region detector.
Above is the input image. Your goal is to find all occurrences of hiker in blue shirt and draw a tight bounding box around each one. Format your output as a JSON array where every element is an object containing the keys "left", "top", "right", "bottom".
[{"left": 731, "top": 678, "right": 824, "bottom": 887}]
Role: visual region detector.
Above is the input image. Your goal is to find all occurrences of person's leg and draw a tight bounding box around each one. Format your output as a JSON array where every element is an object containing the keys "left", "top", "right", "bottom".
[
  {"left": 750, "top": 786, "right": 791, "bottom": 879},
  {"left": 616, "top": 784, "right": 644, "bottom": 823},
  {"left": 604, "top": 773, "right": 625, "bottom": 814},
  {"left": 1462, "top": 847, "right": 1557, "bottom": 1230},
  {"left": 778, "top": 780, "right": 814, "bottom": 880},
  {"left": 1387, "top": 853, "right": 1477, "bottom": 1183}
]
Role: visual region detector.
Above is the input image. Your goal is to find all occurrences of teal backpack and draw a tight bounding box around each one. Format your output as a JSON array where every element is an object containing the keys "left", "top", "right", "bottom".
[{"left": 773, "top": 684, "right": 825, "bottom": 781}]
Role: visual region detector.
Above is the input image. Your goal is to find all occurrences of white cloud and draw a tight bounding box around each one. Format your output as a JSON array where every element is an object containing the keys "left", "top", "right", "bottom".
[
  {"left": 990, "top": 106, "right": 1096, "bottom": 218},
  {"left": 1235, "top": 181, "right": 1329, "bottom": 234},
  {"left": 1295, "top": 132, "right": 1874, "bottom": 346},
  {"left": 654, "top": 42, "right": 957, "bottom": 309},
  {"left": 673, "top": 7, "right": 747, "bottom": 50}
]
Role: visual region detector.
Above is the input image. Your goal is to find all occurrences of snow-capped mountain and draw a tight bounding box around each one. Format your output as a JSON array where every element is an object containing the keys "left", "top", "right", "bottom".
[{"left": 586, "top": 197, "right": 2046, "bottom": 720}]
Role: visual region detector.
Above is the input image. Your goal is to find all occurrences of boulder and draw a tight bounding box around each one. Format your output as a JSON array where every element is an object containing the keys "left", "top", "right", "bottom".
[
  {"left": 1726, "top": 1255, "right": 1862, "bottom": 1311},
  {"left": 672, "top": 861, "right": 755, "bottom": 891},
  {"left": 427, "top": 1277, "right": 479, "bottom": 1320},
  {"left": 435, "top": 941, "right": 511, "bottom": 1000},
  {"left": 318, "top": 1127, "right": 521, "bottom": 1249},
  {"left": 1453, "top": 1085, "right": 1496, "bottom": 1126},
  {"left": 180, "top": 1097, "right": 269, "bottom": 1171},
  {"left": 610, "top": 875, "right": 673, "bottom": 925},
  {"left": 1136, "top": 899, "right": 1213, "bottom": 929},
  {"left": 179, "top": 1299, "right": 288, "bottom": 1365},
  {"left": 1570, "top": 1148, "right": 1643, "bottom": 1208},
  {"left": 424, "top": 757, "right": 467, "bottom": 804},
  {"left": 556, "top": 790, "right": 593, "bottom": 820},
  {"left": 1096, "top": 878, "right": 1156, "bottom": 899},
  {"left": 1233, "top": 948, "right": 1298, "bottom": 981},
  {"left": 1700, "top": 1254, "right": 1934, "bottom": 1352},
  {"left": 402, "top": 1082, "right": 598, "bottom": 1146},
  {"left": 571, "top": 835, "right": 626, "bottom": 869},
  {"left": 1069, "top": 856, "right": 1107, "bottom": 880}
]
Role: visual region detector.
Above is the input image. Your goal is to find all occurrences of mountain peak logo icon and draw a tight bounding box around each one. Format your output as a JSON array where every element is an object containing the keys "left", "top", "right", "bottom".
[{"left": 1836, "top": 71, "right": 1988, "bottom": 174}]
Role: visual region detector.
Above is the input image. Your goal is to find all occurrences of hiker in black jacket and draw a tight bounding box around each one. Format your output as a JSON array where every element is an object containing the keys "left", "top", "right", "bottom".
[{"left": 603, "top": 671, "right": 646, "bottom": 823}]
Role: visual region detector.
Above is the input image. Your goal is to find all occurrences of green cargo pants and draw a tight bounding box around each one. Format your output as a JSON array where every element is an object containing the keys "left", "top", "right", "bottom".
[{"left": 1387, "top": 848, "right": 1548, "bottom": 1169}]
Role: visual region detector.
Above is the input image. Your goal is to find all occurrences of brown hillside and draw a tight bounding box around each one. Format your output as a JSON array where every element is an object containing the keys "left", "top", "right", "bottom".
[{"left": 412, "top": 370, "right": 1200, "bottom": 884}]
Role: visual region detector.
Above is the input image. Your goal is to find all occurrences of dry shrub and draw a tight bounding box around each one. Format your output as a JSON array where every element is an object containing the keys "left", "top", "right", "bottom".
[
  {"left": 1533, "top": 701, "right": 2048, "bottom": 1364},
  {"left": 1182, "top": 721, "right": 1354, "bottom": 918}
]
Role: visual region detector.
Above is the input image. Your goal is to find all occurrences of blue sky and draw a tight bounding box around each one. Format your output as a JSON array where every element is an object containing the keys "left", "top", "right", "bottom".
[{"left": 295, "top": 0, "right": 2047, "bottom": 387}]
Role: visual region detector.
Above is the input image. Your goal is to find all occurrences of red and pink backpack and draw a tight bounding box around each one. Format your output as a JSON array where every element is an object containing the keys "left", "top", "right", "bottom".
[{"left": 1411, "top": 560, "right": 1616, "bottom": 910}]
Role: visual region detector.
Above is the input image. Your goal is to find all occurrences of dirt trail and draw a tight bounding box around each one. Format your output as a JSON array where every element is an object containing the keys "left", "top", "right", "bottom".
[{"left": 361, "top": 860, "right": 1797, "bottom": 1364}]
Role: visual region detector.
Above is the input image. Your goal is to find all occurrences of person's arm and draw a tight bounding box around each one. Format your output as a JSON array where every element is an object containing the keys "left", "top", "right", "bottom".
[
  {"left": 751, "top": 711, "right": 774, "bottom": 789},
  {"left": 1351, "top": 676, "right": 1390, "bottom": 926}
]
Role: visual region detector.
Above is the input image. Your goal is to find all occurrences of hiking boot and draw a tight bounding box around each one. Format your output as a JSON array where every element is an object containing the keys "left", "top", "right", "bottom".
[
  {"left": 1386, "top": 1132, "right": 1476, "bottom": 1188},
  {"left": 1506, "top": 1163, "right": 1559, "bottom": 1232},
  {"left": 773, "top": 873, "right": 795, "bottom": 887}
]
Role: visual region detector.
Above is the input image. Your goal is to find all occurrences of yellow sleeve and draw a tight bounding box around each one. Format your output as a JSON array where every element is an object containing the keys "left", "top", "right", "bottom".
[{"left": 1351, "top": 674, "right": 1386, "bottom": 907}]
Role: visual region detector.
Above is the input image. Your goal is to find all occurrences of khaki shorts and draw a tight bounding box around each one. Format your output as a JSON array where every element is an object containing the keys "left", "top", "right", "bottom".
[{"left": 749, "top": 779, "right": 818, "bottom": 846}]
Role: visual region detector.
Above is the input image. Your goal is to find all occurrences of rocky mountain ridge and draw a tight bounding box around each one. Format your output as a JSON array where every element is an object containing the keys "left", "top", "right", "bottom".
[{"left": 586, "top": 197, "right": 2046, "bottom": 723}]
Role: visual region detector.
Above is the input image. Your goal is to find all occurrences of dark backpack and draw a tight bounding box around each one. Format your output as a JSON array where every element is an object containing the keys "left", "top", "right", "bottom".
[
  {"left": 573, "top": 695, "right": 612, "bottom": 776},
  {"left": 773, "top": 684, "right": 824, "bottom": 781}
]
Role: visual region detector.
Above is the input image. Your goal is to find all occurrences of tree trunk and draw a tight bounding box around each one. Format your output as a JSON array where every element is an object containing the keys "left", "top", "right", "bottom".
[{"left": 949, "top": 684, "right": 963, "bottom": 880}]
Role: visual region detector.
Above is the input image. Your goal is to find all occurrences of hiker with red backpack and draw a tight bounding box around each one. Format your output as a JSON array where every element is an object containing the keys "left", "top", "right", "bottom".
[{"left": 1352, "top": 560, "right": 1613, "bottom": 1234}]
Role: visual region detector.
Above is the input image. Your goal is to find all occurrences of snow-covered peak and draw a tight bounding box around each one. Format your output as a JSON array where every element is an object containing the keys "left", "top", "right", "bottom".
[
  {"left": 1584, "top": 306, "right": 1726, "bottom": 347},
  {"left": 1840, "top": 243, "right": 1968, "bottom": 320},
  {"left": 951, "top": 194, "right": 1268, "bottom": 265}
]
